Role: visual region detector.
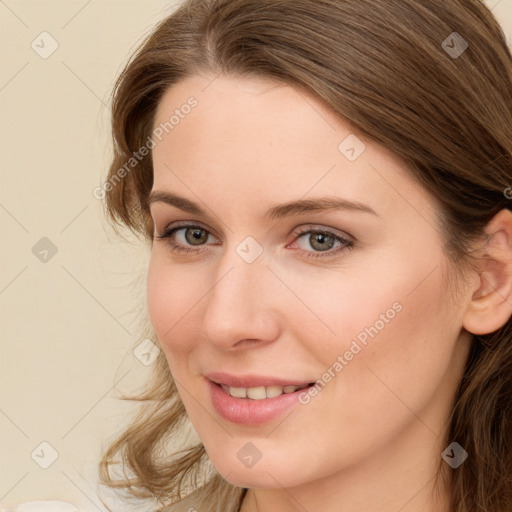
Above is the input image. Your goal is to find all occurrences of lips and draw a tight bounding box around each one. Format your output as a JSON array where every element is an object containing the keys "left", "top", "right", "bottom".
[{"left": 205, "top": 372, "right": 316, "bottom": 424}]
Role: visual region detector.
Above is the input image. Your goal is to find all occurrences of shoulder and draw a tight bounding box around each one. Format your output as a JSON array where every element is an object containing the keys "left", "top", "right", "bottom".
[{"left": 160, "top": 491, "right": 205, "bottom": 512}]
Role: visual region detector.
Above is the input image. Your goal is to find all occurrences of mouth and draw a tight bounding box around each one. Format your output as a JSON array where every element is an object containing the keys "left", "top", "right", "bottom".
[
  {"left": 206, "top": 375, "right": 317, "bottom": 425},
  {"left": 205, "top": 372, "right": 316, "bottom": 400},
  {"left": 213, "top": 381, "right": 314, "bottom": 400}
]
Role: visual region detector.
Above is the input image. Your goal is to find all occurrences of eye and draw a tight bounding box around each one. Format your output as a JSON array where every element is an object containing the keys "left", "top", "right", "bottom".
[
  {"left": 290, "top": 226, "right": 354, "bottom": 259},
  {"left": 154, "top": 222, "right": 354, "bottom": 259},
  {"left": 154, "top": 221, "right": 219, "bottom": 255}
]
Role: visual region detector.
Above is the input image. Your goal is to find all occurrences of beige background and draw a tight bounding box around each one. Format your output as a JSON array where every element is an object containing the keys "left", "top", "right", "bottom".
[{"left": 0, "top": 0, "right": 511, "bottom": 510}]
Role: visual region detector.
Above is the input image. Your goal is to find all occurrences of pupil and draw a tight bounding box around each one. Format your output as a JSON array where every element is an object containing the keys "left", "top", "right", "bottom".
[
  {"left": 186, "top": 228, "right": 207, "bottom": 245},
  {"left": 311, "top": 233, "right": 334, "bottom": 251}
]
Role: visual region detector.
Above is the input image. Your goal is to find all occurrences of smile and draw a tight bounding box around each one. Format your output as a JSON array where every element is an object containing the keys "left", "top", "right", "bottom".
[
  {"left": 220, "top": 383, "right": 311, "bottom": 399},
  {"left": 205, "top": 373, "right": 316, "bottom": 425}
]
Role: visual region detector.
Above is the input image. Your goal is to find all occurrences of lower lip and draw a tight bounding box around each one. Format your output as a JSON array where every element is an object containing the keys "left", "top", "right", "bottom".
[{"left": 208, "top": 379, "right": 310, "bottom": 425}]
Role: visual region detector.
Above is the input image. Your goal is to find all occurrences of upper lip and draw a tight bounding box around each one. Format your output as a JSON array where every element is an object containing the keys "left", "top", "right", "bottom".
[{"left": 205, "top": 372, "right": 314, "bottom": 388}]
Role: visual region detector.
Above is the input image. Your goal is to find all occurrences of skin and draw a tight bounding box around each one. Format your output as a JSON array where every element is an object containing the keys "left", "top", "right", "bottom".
[{"left": 146, "top": 74, "right": 511, "bottom": 512}]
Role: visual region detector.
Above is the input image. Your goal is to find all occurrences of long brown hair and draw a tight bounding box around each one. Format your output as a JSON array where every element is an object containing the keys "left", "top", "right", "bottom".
[{"left": 99, "top": 1, "right": 512, "bottom": 511}]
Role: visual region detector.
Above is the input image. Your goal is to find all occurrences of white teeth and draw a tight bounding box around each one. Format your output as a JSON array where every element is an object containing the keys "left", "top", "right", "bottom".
[
  {"left": 247, "top": 386, "right": 267, "bottom": 400},
  {"left": 221, "top": 383, "right": 307, "bottom": 399},
  {"left": 266, "top": 385, "right": 284, "bottom": 398},
  {"left": 229, "top": 386, "right": 247, "bottom": 398}
]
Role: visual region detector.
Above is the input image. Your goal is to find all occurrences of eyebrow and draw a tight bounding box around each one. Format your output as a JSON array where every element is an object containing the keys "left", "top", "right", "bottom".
[{"left": 147, "top": 191, "right": 378, "bottom": 220}]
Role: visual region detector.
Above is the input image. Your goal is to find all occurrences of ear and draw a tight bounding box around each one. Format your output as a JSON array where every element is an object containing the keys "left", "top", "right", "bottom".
[{"left": 462, "top": 208, "right": 512, "bottom": 335}]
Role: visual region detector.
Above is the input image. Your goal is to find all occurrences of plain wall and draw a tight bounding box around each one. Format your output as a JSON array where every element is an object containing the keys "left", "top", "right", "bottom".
[{"left": 1, "top": 1, "right": 511, "bottom": 510}]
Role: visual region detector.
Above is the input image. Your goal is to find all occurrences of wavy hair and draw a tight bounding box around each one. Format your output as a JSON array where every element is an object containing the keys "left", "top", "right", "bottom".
[{"left": 99, "top": 1, "right": 512, "bottom": 511}]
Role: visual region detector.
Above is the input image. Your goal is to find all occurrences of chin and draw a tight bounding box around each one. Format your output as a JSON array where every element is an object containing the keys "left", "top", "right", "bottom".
[
  {"left": 219, "top": 466, "right": 286, "bottom": 489},
  {"left": 207, "top": 449, "right": 307, "bottom": 489}
]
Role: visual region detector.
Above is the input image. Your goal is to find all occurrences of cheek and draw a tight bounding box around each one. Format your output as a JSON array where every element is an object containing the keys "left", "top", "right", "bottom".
[
  {"left": 147, "top": 254, "right": 200, "bottom": 359},
  {"left": 296, "top": 251, "right": 456, "bottom": 385},
  {"left": 322, "top": 264, "right": 460, "bottom": 424},
  {"left": 275, "top": 261, "right": 408, "bottom": 366}
]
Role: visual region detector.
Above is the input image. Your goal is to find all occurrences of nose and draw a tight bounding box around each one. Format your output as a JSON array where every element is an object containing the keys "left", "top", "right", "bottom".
[{"left": 200, "top": 247, "right": 281, "bottom": 351}]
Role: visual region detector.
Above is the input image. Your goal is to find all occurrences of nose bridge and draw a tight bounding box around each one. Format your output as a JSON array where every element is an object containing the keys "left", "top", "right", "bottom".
[{"left": 200, "top": 243, "right": 279, "bottom": 348}]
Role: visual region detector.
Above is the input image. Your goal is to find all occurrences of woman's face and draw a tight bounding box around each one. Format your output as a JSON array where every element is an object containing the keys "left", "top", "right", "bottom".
[{"left": 147, "top": 74, "right": 473, "bottom": 490}]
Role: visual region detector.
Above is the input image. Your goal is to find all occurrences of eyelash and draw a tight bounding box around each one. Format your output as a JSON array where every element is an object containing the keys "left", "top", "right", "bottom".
[{"left": 154, "top": 221, "right": 354, "bottom": 259}]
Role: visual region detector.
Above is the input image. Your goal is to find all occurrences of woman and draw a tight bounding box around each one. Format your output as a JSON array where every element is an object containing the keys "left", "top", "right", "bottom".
[{"left": 99, "top": 1, "right": 512, "bottom": 511}]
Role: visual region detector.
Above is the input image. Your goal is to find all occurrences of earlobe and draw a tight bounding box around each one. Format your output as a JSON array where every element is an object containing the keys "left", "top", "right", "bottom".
[{"left": 462, "top": 208, "right": 512, "bottom": 336}]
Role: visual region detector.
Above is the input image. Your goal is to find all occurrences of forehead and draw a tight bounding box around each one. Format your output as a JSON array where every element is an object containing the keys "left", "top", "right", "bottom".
[
  {"left": 150, "top": 74, "right": 431, "bottom": 222},
  {"left": 152, "top": 73, "right": 344, "bottom": 158}
]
